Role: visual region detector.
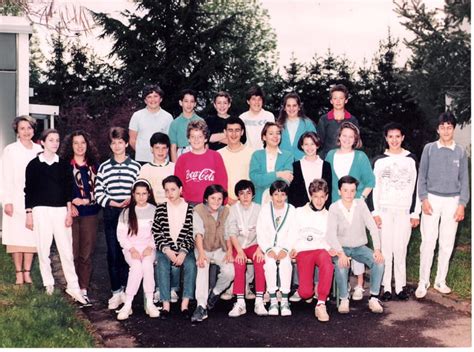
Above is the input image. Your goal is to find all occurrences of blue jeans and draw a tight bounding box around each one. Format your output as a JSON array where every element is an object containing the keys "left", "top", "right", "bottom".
[
  {"left": 157, "top": 251, "right": 197, "bottom": 302},
  {"left": 103, "top": 206, "right": 129, "bottom": 292},
  {"left": 154, "top": 257, "right": 181, "bottom": 293},
  {"left": 333, "top": 245, "right": 384, "bottom": 299}
]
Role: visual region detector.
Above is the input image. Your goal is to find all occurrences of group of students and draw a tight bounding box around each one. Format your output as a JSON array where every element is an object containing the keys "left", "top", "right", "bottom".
[{"left": 1, "top": 83, "right": 469, "bottom": 325}]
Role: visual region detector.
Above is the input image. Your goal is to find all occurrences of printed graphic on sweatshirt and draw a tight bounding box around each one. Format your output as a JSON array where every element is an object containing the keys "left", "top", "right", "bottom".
[
  {"left": 380, "top": 162, "right": 413, "bottom": 192},
  {"left": 185, "top": 168, "right": 216, "bottom": 183}
]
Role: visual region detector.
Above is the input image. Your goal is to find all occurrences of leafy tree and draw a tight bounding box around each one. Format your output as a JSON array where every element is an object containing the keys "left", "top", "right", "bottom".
[{"left": 394, "top": 0, "right": 471, "bottom": 126}]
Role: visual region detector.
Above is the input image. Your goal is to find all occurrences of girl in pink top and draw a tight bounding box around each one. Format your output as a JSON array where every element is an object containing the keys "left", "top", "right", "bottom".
[{"left": 116, "top": 179, "right": 160, "bottom": 320}]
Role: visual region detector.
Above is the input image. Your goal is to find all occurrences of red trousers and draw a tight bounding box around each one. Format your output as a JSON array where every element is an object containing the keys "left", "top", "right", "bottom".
[
  {"left": 296, "top": 249, "right": 333, "bottom": 301},
  {"left": 232, "top": 244, "right": 266, "bottom": 295}
]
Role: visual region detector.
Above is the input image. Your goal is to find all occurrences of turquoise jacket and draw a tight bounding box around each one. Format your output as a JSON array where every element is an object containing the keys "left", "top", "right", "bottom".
[
  {"left": 325, "top": 149, "right": 375, "bottom": 203},
  {"left": 249, "top": 149, "right": 294, "bottom": 204},
  {"left": 279, "top": 118, "right": 317, "bottom": 161}
]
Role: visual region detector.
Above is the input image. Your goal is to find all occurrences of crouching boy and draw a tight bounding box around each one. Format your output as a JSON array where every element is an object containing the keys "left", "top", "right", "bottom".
[
  {"left": 191, "top": 184, "right": 234, "bottom": 322},
  {"left": 326, "top": 176, "right": 385, "bottom": 314},
  {"left": 290, "top": 179, "right": 335, "bottom": 322},
  {"left": 256, "top": 180, "right": 296, "bottom": 316}
]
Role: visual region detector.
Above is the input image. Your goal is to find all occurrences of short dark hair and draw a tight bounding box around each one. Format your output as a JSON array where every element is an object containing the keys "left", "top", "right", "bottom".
[
  {"left": 438, "top": 112, "right": 457, "bottom": 128},
  {"left": 162, "top": 175, "right": 183, "bottom": 189},
  {"left": 234, "top": 179, "right": 255, "bottom": 197},
  {"left": 224, "top": 116, "right": 247, "bottom": 144},
  {"left": 270, "top": 180, "right": 289, "bottom": 195},
  {"left": 297, "top": 131, "right": 321, "bottom": 152},
  {"left": 383, "top": 122, "right": 405, "bottom": 137},
  {"left": 308, "top": 179, "right": 328, "bottom": 196},
  {"left": 149, "top": 132, "right": 170, "bottom": 148},
  {"left": 338, "top": 175, "right": 359, "bottom": 190},
  {"left": 142, "top": 84, "right": 164, "bottom": 99},
  {"left": 330, "top": 84, "right": 349, "bottom": 99},
  {"left": 12, "top": 115, "right": 36, "bottom": 133},
  {"left": 179, "top": 88, "right": 197, "bottom": 101},
  {"left": 108, "top": 127, "right": 129, "bottom": 144},
  {"left": 246, "top": 86, "right": 265, "bottom": 104},
  {"left": 203, "top": 184, "right": 228, "bottom": 204}
]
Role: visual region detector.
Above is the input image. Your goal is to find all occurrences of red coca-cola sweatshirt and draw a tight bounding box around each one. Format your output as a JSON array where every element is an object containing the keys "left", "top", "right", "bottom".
[{"left": 174, "top": 149, "right": 228, "bottom": 203}]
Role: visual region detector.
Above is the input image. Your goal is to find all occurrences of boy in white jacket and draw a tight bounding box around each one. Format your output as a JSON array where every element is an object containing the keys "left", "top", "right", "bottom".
[
  {"left": 256, "top": 180, "right": 296, "bottom": 316},
  {"left": 290, "top": 179, "right": 335, "bottom": 322}
]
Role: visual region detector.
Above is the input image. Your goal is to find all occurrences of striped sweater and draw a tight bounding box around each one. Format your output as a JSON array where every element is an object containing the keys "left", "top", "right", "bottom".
[
  {"left": 96, "top": 156, "right": 141, "bottom": 207},
  {"left": 152, "top": 202, "right": 195, "bottom": 253}
]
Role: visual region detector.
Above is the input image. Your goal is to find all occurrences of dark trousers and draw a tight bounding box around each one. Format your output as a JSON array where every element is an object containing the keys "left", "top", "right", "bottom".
[
  {"left": 72, "top": 214, "right": 99, "bottom": 290},
  {"left": 103, "top": 206, "right": 129, "bottom": 292}
]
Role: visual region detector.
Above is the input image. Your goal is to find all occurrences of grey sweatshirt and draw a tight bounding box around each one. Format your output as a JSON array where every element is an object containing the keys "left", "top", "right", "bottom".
[
  {"left": 417, "top": 141, "right": 469, "bottom": 206},
  {"left": 326, "top": 199, "right": 381, "bottom": 252}
]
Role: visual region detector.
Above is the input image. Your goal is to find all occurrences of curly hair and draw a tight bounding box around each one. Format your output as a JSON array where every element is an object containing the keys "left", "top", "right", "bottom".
[{"left": 59, "top": 130, "right": 99, "bottom": 166}]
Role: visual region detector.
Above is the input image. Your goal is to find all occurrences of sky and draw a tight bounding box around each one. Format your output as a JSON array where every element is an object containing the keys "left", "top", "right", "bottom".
[{"left": 33, "top": 0, "right": 447, "bottom": 69}]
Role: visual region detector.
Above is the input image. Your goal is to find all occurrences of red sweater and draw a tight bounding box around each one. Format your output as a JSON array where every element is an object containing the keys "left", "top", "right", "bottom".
[{"left": 175, "top": 149, "right": 228, "bottom": 203}]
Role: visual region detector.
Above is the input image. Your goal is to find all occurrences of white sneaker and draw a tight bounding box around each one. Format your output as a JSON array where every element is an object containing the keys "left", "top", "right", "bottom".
[
  {"left": 117, "top": 304, "right": 133, "bottom": 320},
  {"left": 228, "top": 303, "right": 246, "bottom": 317},
  {"left": 289, "top": 291, "right": 302, "bottom": 302},
  {"left": 45, "top": 285, "right": 54, "bottom": 296},
  {"left": 108, "top": 292, "right": 125, "bottom": 310},
  {"left": 368, "top": 297, "right": 384, "bottom": 313},
  {"left": 434, "top": 282, "right": 452, "bottom": 294},
  {"left": 315, "top": 304, "right": 329, "bottom": 322},
  {"left": 170, "top": 290, "right": 179, "bottom": 303},
  {"left": 352, "top": 285, "right": 364, "bottom": 301},
  {"left": 268, "top": 303, "right": 279, "bottom": 316},
  {"left": 415, "top": 282, "right": 428, "bottom": 299},
  {"left": 245, "top": 287, "right": 256, "bottom": 300},
  {"left": 338, "top": 298, "right": 350, "bottom": 314},
  {"left": 263, "top": 292, "right": 270, "bottom": 303},
  {"left": 280, "top": 302, "right": 292, "bottom": 316},
  {"left": 65, "top": 288, "right": 88, "bottom": 305},
  {"left": 145, "top": 303, "right": 160, "bottom": 318},
  {"left": 153, "top": 290, "right": 160, "bottom": 304},
  {"left": 254, "top": 302, "right": 268, "bottom": 316}
]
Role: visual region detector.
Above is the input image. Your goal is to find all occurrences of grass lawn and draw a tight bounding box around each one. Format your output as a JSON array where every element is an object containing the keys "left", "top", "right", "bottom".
[
  {"left": 0, "top": 244, "right": 96, "bottom": 348},
  {"left": 406, "top": 203, "right": 472, "bottom": 300}
]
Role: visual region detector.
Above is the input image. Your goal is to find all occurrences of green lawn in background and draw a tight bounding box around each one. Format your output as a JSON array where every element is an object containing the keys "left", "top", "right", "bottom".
[{"left": 0, "top": 245, "right": 95, "bottom": 348}]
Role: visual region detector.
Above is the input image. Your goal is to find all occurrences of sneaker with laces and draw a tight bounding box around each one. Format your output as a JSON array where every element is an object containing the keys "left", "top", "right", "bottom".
[
  {"left": 434, "top": 283, "right": 452, "bottom": 294},
  {"left": 170, "top": 290, "right": 179, "bottom": 303},
  {"left": 228, "top": 303, "right": 246, "bottom": 317},
  {"left": 380, "top": 291, "right": 392, "bottom": 302},
  {"left": 45, "top": 285, "right": 54, "bottom": 296},
  {"left": 108, "top": 292, "right": 125, "bottom": 310},
  {"left": 289, "top": 291, "right": 302, "bottom": 302},
  {"left": 268, "top": 303, "right": 279, "bottom": 316},
  {"left": 153, "top": 289, "right": 160, "bottom": 304},
  {"left": 415, "top": 282, "right": 428, "bottom": 299},
  {"left": 145, "top": 303, "right": 160, "bottom": 318},
  {"left": 315, "top": 304, "right": 329, "bottom": 322},
  {"left": 254, "top": 302, "right": 268, "bottom": 316},
  {"left": 351, "top": 285, "right": 364, "bottom": 301},
  {"left": 396, "top": 288, "right": 410, "bottom": 301},
  {"left": 117, "top": 304, "right": 133, "bottom": 320},
  {"left": 368, "top": 297, "right": 383, "bottom": 313},
  {"left": 280, "top": 302, "right": 292, "bottom": 316},
  {"left": 245, "top": 287, "right": 256, "bottom": 300},
  {"left": 65, "top": 288, "right": 88, "bottom": 305},
  {"left": 191, "top": 305, "right": 208, "bottom": 322},
  {"left": 338, "top": 298, "right": 350, "bottom": 314}
]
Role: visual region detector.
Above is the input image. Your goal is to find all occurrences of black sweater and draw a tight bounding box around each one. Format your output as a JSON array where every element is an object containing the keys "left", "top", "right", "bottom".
[{"left": 24, "top": 156, "right": 73, "bottom": 209}]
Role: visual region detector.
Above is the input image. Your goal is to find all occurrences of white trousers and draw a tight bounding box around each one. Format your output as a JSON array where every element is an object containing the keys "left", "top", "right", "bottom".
[
  {"left": 419, "top": 194, "right": 459, "bottom": 286},
  {"left": 33, "top": 206, "right": 80, "bottom": 289},
  {"left": 263, "top": 253, "right": 292, "bottom": 294},
  {"left": 380, "top": 208, "right": 412, "bottom": 293},
  {"left": 195, "top": 248, "right": 234, "bottom": 308}
]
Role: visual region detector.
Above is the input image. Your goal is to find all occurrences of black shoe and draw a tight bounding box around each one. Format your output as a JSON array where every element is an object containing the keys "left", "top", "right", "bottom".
[
  {"left": 207, "top": 291, "right": 220, "bottom": 310},
  {"left": 160, "top": 309, "right": 170, "bottom": 320},
  {"left": 191, "top": 305, "right": 208, "bottom": 323},
  {"left": 181, "top": 309, "right": 191, "bottom": 319},
  {"left": 381, "top": 291, "right": 392, "bottom": 301},
  {"left": 396, "top": 289, "right": 410, "bottom": 301}
]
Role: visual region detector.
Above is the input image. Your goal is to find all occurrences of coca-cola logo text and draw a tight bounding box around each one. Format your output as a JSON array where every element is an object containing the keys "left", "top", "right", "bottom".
[{"left": 185, "top": 168, "right": 215, "bottom": 182}]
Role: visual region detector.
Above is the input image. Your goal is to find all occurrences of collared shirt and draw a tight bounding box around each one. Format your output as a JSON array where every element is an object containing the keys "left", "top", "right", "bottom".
[
  {"left": 436, "top": 140, "right": 456, "bottom": 150},
  {"left": 38, "top": 153, "right": 59, "bottom": 166},
  {"left": 327, "top": 109, "right": 352, "bottom": 120}
]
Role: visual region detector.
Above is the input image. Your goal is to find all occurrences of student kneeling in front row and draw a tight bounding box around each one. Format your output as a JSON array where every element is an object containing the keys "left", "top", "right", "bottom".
[{"left": 326, "top": 175, "right": 385, "bottom": 314}]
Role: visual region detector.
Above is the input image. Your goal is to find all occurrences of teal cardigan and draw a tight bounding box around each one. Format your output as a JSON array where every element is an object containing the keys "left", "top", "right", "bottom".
[
  {"left": 279, "top": 118, "right": 317, "bottom": 161},
  {"left": 325, "top": 149, "right": 375, "bottom": 202},
  {"left": 249, "top": 149, "right": 294, "bottom": 204}
]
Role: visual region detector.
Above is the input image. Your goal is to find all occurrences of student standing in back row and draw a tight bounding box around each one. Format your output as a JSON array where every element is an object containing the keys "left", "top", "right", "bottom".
[
  {"left": 129, "top": 84, "right": 173, "bottom": 164},
  {"left": 415, "top": 112, "right": 469, "bottom": 299}
]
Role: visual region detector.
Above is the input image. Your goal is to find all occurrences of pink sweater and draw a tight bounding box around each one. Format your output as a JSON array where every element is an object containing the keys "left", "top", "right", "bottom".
[
  {"left": 175, "top": 149, "right": 228, "bottom": 203},
  {"left": 117, "top": 203, "right": 156, "bottom": 251}
]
